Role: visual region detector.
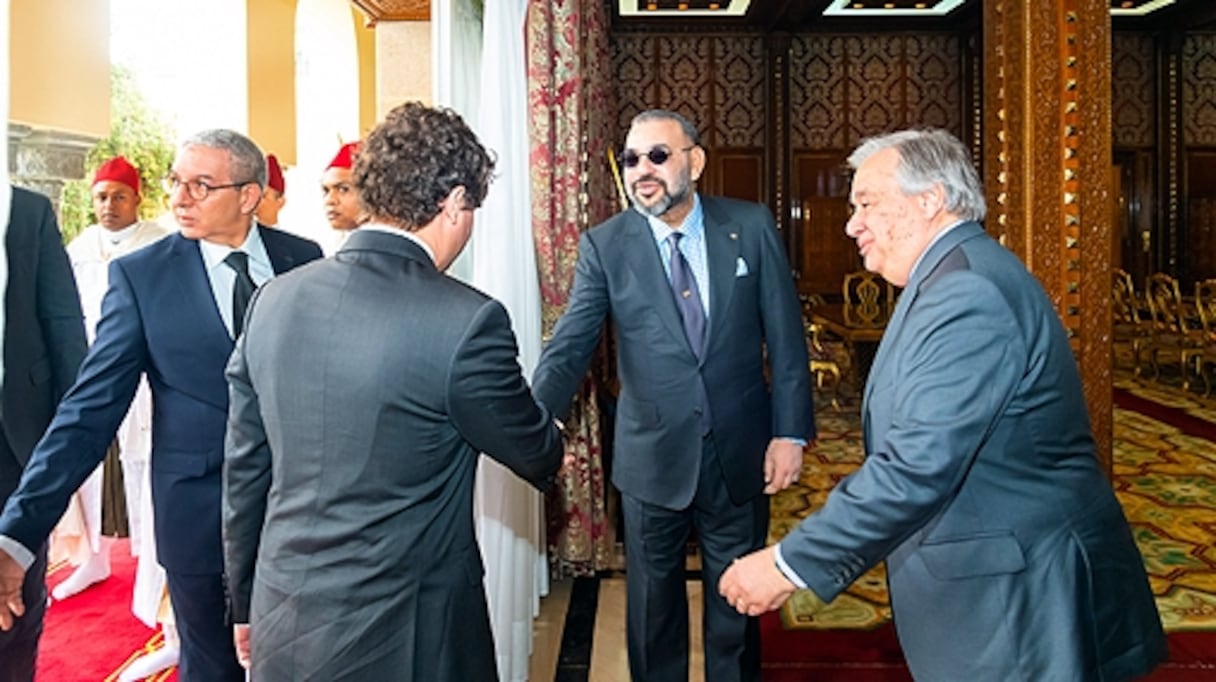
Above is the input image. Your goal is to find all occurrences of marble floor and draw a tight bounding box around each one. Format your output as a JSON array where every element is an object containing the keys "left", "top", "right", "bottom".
[{"left": 528, "top": 576, "right": 708, "bottom": 682}]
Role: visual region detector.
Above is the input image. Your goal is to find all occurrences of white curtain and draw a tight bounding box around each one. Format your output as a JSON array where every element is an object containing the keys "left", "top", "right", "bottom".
[{"left": 433, "top": 2, "right": 548, "bottom": 681}]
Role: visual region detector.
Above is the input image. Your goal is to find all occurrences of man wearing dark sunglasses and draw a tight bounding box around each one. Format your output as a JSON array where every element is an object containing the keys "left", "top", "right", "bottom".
[
  {"left": 0, "top": 130, "right": 323, "bottom": 681},
  {"left": 534, "top": 109, "right": 815, "bottom": 682}
]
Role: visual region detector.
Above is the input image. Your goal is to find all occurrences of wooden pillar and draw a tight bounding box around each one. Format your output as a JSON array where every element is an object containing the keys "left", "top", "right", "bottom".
[{"left": 983, "top": 0, "right": 1114, "bottom": 471}]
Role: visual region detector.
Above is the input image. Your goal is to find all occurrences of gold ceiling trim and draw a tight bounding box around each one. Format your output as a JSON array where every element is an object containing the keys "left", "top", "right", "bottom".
[
  {"left": 617, "top": 1, "right": 752, "bottom": 18},
  {"left": 350, "top": 0, "right": 429, "bottom": 26}
]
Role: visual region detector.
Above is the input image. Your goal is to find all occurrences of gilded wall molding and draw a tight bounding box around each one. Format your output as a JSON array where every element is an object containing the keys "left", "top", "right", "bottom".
[
  {"left": 350, "top": 0, "right": 429, "bottom": 26},
  {"left": 982, "top": 0, "right": 1112, "bottom": 470}
]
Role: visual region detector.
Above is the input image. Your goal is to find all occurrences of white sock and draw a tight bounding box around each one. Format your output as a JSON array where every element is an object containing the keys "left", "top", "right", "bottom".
[
  {"left": 51, "top": 538, "right": 112, "bottom": 601},
  {"left": 117, "top": 643, "right": 180, "bottom": 682}
]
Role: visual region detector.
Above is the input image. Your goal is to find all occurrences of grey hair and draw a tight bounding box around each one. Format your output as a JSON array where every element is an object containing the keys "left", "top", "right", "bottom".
[
  {"left": 180, "top": 129, "right": 267, "bottom": 187},
  {"left": 847, "top": 129, "right": 986, "bottom": 222},
  {"left": 630, "top": 109, "right": 701, "bottom": 147}
]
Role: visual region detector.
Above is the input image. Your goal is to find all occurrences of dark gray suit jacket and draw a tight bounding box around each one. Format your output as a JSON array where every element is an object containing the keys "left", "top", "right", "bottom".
[
  {"left": 779, "top": 222, "right": 1166, "bottom": 680},
  {"left": 223, "top": 229, "right": 564, "bottom": 681},
  {"left": 1, "top": 188, "right": 86, "bottom": 472},
  {"left": 533, "top": 195, "right": 814, "bottom": 509}
]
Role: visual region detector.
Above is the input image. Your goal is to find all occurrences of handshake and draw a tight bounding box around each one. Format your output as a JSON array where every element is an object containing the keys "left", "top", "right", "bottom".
[{"left": 717, "top": 544, "right": 826, "bottom": 617}]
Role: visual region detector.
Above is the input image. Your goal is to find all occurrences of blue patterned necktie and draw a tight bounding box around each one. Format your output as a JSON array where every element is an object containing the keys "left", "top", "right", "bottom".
[
  {"left": 225, "top": 251, "right": 256, "bottom": 337},
  {"left": 667, "top": 232, "right": 706, "bottom": 359}
]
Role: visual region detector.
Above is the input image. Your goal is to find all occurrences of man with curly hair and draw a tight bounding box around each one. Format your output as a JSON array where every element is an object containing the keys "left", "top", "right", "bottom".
[{"left": 222, "top": 101, "right": 565, "bottom": 680}]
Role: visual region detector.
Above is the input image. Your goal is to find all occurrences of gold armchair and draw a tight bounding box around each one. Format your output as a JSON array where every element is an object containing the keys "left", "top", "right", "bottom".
[
  {"left": 800, "top": 293, "right": 842, "bottom": 410},
  {"left": 1188, "top": 279, "right": 1216, "bottom": 395},
  {"left": 1112, "top": 268, "right": 1149, "bottom": 372},
  {"left": 1142, "top": 273, "right": 1205, "bottom": 386}
]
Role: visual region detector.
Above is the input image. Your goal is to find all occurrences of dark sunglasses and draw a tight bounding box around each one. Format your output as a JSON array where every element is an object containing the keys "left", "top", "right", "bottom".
[{"left": 620, "top": 145, "right": 695, "bottom": 169}]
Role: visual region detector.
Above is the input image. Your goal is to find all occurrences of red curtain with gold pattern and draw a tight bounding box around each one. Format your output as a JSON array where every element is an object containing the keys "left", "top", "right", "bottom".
[{"left": 526, "top": 0, "right": 618, "bottom": 577}]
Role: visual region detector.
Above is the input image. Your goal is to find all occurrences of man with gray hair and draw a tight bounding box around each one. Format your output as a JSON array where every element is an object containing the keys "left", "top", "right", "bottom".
[
  {"left": 720, "top": 128, "right": 1165, "bottom": 680},
  {"left": 0, "top": 129, "right": 322, "bottom": 681}
]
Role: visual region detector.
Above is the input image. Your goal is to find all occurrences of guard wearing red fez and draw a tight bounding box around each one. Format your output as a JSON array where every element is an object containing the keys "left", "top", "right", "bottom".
[
  {"left": 54, "top": 155, "right": 179, "bottom": 677},
  {"left": 321, "top": 142, "right": 365, "bottom": 232},
  {"left": 255, "top": 153, "right": 286, "bottom": 228}
]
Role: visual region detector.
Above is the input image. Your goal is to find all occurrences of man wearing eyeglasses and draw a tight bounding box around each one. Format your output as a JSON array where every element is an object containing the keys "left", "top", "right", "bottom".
[
  {"left": 0, "top": 130, "right": 322, "bottom": 681},
  {"left": 533, "top": 109, "right": 815, "bottom": 682}
]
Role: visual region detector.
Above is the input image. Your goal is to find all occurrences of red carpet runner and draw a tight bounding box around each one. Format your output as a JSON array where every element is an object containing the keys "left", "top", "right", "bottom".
[{"left": 36, "top": 539, "right": 175, "bottom": 681}]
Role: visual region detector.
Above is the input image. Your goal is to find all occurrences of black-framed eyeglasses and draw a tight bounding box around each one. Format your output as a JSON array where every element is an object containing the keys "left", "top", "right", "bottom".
[
  {"left": 162, "top": 175, "right": 255, "bottom": 201},
  {"left": 620, "top": 145, "right": 695, "bottom": 169}
]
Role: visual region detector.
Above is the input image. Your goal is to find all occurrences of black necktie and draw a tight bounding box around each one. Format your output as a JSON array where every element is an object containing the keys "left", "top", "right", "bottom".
[
  {"left": 225, "top": 251, "right": 256, "bottom": 337},
  {"left": 667, "top": 232, "right": 706, "bottom": 358}
]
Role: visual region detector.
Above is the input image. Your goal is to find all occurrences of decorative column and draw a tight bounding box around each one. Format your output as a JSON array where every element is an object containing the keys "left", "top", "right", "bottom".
[
  {"left": 351, "top": 0, "right": 429, "bottom": 120},
  {"left": 983, "top": 0, "right": 1113, "bottom": 470},
  {"left": 7, "top": 123, "right": 97, "bottom": 217}
]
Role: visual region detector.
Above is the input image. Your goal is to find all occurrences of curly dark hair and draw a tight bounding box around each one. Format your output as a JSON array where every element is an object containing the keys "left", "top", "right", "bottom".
[{"left": 354, "top": 102, "right": 495, "bottom": 229}]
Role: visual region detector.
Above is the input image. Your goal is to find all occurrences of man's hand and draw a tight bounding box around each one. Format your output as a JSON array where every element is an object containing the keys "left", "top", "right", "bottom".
[
  {"left": 0, "top": 549, "right": 27, "bottom": 631},
  {"left": 718, "top": 546, "right": 797, "bottom": 617},
  {"left": 763, "top": 438, "right": 804, "bottom": 494},
  {"left": 234, "top": 623, "right": 252, "bottom": 669}
]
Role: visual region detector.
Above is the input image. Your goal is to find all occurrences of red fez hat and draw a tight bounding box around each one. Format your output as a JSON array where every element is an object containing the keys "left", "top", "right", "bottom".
[
  {"left": 93, "top": 156, "right": 140, "bottom": 193},
  {"left": 327, "top": 141, "right": 360, "bottom": 170},
  {"left": 265, "top": 154, "right": 285, "bottom": 194}
]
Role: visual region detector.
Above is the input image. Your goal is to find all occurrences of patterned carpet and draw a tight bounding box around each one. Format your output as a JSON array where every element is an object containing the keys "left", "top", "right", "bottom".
[{"left": 772, "top": 370, "right": 1216, "bottom": 633}]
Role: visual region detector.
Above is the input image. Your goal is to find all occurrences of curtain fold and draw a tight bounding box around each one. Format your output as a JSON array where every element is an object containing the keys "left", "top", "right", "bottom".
[
  {"left": 434, "top": 1, "right": 550, "bottom": 679},
  {"left": 526, "top": 0, "right": 618, "bottom": 577},
  {"left": 470, "top": 2, "right": 548, "bottom": 680}
]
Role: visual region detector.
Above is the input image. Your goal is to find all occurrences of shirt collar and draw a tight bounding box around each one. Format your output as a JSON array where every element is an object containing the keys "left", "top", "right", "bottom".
[
  {"left": 357, "top": 222, "right": 437, "bottom": 265},
  {"left": 644, "top": 193, "right": 704, "bottom": 245},
  {"left": 101, "top": 221, "right": 141, "bottom": 245},
  {"left": 908, "top": 218, "right": 967, "bottom": 283},
  {"left": 198, "top": 224, "right": 269, "bottom": 272}
]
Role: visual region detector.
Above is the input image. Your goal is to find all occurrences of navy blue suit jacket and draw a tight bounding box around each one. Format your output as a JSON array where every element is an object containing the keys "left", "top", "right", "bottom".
[{"left": 0, "top": 226, "right": 321, "bottom": 574}]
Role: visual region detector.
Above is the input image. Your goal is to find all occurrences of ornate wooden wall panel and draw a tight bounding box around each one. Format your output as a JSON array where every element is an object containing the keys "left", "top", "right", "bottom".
[
  {"left": 789, "top": 34, "right": 963, "bottom": 152},
  {"left": 614, "top": 34, "right": 657, "bottom": 139},
  {"left": 845, "top": 37, "right": 906, "bottom": 144},
  {"left": 1112, "top": 33, "right": 1156, "bottom": 148},
  {"left": 790, "top": 35, "right": 847, "bottom": 150},
  {"left": 905, "top": 35, "right": 962, "bottom": 132},
  {"left": 712, "top": 36, "right": 766, "bottom": 148},
  {"left": 656, "top": 37, "right": 714, "bottom": 138},
  {"left": 1182, "top": 34, "right": 1216, "bottom": 146}
]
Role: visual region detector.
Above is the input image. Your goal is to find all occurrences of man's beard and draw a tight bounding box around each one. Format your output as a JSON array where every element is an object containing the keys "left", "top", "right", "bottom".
[{"left": 629, "top": 171, "right": 691, "bottom": 218}]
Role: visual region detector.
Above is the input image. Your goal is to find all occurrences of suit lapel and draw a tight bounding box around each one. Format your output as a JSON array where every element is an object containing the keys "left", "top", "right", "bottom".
[
  {"left": 863, "top": 222, "right": 985, "bottom": 410},
  {"left": 167, "top": 236, "right": 234, "bottom": 410},
  {"left": 702, "top": 199, "right": 741, "bottom": 363},
  {"left": 622, "top": 212, "right": 692, "bottom": 356}
]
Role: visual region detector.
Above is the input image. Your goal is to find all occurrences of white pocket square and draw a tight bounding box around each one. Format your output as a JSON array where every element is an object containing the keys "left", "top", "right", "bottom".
[{"left": 735, "top": 257, "right": 750, "bottom": 277}]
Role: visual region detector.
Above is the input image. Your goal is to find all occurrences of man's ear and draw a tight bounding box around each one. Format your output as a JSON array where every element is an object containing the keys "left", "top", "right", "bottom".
[
  {"left": 239, "top": 184, "right": 264, "bottom": 215},
  {"left": 919, "top": 184, "right": 946, "bottom": 218},
  {"left": 689, "top": 146, "right": 707, "bottom": 183},
  {"left": 444, "top": 186, "right": 469, "bottom": 223}
]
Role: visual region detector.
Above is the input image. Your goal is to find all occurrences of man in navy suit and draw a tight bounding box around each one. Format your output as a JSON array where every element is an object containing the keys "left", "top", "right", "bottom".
[
  {"left": 0, "top": 186, "right": 87, "bottom": 682},
  {"left": 533, "top": 109, "right": 815, "bottom": 682},
  {"left": 719, "top": 129, "right": 1165, "bottom": 680},
  {"left": 0, "top": 130, "right": 322, "bottom": 681}
]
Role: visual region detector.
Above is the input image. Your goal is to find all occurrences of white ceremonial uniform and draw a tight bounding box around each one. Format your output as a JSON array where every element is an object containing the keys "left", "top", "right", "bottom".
[{"left": 51, "top": 220, "right": 170, "bottom": 616}]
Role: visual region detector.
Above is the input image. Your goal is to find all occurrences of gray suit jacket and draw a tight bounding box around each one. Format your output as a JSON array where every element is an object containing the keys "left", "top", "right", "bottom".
[
  {"left": 223, "top": 229, "right": 564, "bottom": 681},
  {"left": 779, "top": 222, "right": 1166, "bottom": 680},
  {"left": 534, "top": 196, "right": 814, "bottom": 509},
  {"left": 2, "top": 188, "right": 86, "bottom": 470}
]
